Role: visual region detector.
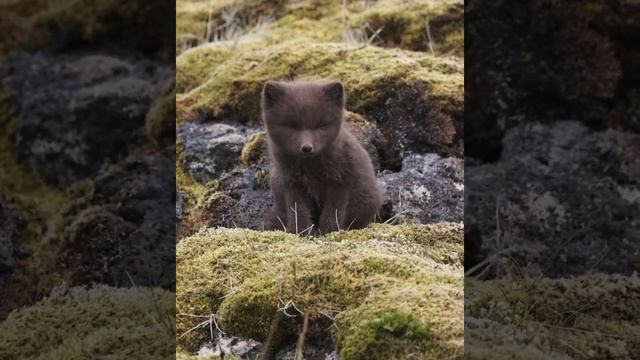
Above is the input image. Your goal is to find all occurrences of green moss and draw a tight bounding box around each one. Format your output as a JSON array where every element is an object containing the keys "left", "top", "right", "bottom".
[
  {"left": 240, "top": 131, "right": 267, "bottom": 165},
  {"left": 177, "top": 39, "right": 462, "bottom": 124},
  {"left": 350, "top": 0, "right": 463, "bottom": 55},
  {"left": 359, "top": 313, "right": 431, "bottom": 339},
  {"left": 146, "top": 78, "right": 176, "bottom": 147},
  {"left": 176, "top": 223, "right": 463, "bottom": 358},
  {"left": 0, "top": 285, "right": 175, "bottom": 359},
  {"left": 466, "top": 275, "right": 640, "bottom": 359}
]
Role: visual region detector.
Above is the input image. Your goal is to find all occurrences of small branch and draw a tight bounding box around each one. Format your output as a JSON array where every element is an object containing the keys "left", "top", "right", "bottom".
[
  {"left": 295, "top": 312, "right": 310, "bottom": 360},
  {"left": 276, "top": 216, "right": 286, "bottom": 232}
]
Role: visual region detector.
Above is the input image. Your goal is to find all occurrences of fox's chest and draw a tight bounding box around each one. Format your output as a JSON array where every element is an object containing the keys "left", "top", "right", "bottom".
[{"left": 288, "top": 161, "right": 345, "bottom": 201}]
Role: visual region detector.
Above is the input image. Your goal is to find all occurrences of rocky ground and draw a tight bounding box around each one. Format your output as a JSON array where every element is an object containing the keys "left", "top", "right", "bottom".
[
  {"left": 466, "top": 121, "right": 640, "bottom": 278},
  {"left": 175, "top": 0, "right": 464, "bottom": 359}
]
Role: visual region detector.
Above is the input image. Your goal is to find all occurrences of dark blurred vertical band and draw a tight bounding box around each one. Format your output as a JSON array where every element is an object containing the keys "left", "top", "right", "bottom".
[
  {"left": 465, "top": 0, "right": 640, "bottom": 357},
  {"left": 0, "top": 0, "right": 176, "bottom": 358}
]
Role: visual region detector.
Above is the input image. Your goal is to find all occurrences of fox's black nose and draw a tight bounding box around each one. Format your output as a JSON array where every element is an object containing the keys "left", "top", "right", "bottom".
[{"left": 301, "top": 144, "right": 313, "bottom": 153}]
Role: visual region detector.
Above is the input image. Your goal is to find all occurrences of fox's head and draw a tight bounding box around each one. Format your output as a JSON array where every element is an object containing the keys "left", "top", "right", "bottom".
[{"left": 261, "top": 80, "right": 345, "bottom": 158}]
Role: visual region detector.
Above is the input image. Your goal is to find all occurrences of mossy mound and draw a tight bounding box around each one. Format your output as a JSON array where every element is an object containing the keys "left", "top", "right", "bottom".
[
  {"left": 177, "top": 223, "right": 463, "bottom": 359},
  {"left": 175, "top": 0, "right": 463, "bottom": 56},
  {"left": 0, "top": 285, "right": 175, "bottom": 359},
  {"left": 176, "top": 43, "right": 237, "bottom": 93},
  {"left": 465, "top": 275, "right": 640, "bottom": 359},
  {"left": 176, "top": 0, "right": 287, "bottom": 51},
  {"left": 351, "top": 0, "right": 463, "bottom": 55},
  {"left": 177, "top": 40, "right": 463, "bottom": 154}
]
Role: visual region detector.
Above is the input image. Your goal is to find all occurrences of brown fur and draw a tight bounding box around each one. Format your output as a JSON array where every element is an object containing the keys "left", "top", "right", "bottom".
[{"left": 261, "top": 80, "right": 384, "bottom": 234}]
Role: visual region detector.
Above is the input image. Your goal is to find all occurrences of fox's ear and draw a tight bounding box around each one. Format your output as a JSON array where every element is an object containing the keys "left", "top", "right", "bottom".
[
  {"left": 324, "top": 81, "right": 345, "bottom": 107},
  {"left": 262, "top": 81, "right": 284, "bottom": 107}
]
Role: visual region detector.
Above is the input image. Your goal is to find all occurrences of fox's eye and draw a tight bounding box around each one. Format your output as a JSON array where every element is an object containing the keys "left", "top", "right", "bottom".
[{"left": 318, "top": 123, "right": 331, "bottom": 129}]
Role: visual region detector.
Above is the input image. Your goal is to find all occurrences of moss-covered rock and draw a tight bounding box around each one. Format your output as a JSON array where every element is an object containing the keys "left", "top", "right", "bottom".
[
  {"left": 241, "top": 131, "right": 268, "bottom": 165},
  {"left": 177, "top": 223, "right": 463, "bottom": 358},
  {"left": 0, "top": 285, "right": 175, "bottom": 359},
  {"left": 465, "top": 275, "right": 640, "bottom": 359},
  {"left": 177, "top": 40, "right": 463, "bottom": 155},
  {"left": 351, "top": 0, "right": 463, "bottom": 55},
  {"left": 146, "top": 78, "right": 177, "bottom": 148},
  {"left": 0, "top": 85, "right": 73, "bottom": 318}
]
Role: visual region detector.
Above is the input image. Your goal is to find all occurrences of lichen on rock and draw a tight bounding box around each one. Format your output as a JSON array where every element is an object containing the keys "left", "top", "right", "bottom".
[{"left": 177, "top": 223, "right": 463, "bottom": 359}]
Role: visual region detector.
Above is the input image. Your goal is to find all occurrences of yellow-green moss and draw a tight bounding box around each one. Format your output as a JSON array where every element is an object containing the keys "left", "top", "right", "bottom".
[
  {"left": 465, "top": 275, "right": 640, "bottom": 359},
  {"left": 177, "top": 43, "right": 236, "bottom": 93},
  {"left": 0, "top": 285, "right": 175, "bottom": 359},
  {"left": 176, "top": 0, "right": 288, "bottom": 53},
  {"left": 350, "top": 0, "right": 463, "bottom": 55},
  {"left": 146, "top": 78, "right": 176, "bottom": 147},
  {"left": 177, "top": 223, "right": 463, "bottom": 358},
  {"left": 177, "top": 39, "right": 462, "bottom": 123},
  {"left": 176, "top": 0, "right": 463, "bottom": 55},
  {"left": 240, "top": 131, "right": 267, "bottom": 165}
]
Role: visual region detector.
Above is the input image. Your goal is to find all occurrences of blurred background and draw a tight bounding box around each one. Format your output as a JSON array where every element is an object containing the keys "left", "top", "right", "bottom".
[
  {"left": 0, "top": 0, "right": 176, "bottom": 358},
  {"left": 465, "top": 1, "right": 640, "bottom": 358}
]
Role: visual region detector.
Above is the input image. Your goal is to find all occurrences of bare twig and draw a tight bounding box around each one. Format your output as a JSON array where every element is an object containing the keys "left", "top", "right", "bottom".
[
  {"left": 276, "top": 216, "right": 287, "bottom": 232},
  {"left": 295, "top": 312, "right": 310, "bottom": 360},
  {"left": 346, "top": 217, "right": 357, "bottom": 231},
  {"left": 424, "top": 18, "right": 436, "bottom": 55}
]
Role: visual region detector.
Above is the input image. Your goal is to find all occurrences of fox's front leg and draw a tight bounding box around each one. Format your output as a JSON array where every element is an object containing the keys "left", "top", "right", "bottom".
[
  {"left": 284, "top": 186, "right": 315, "bottom": 234},
  {"left": 318, "top": 187, "right": 349, "bottom": 234}
]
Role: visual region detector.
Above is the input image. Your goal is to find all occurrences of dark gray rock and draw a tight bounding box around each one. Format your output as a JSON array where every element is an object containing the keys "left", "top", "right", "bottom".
[
  {"left": 0, "top": 196, "right": 25, "bottom": 292},
  {"left": 61, "top": 150, "right": 176, "bottom": 290},
  {"left": 378, "top": 153, "right": 463, "bottom": 224},
  {"left": 178, "top": 122, "right": 257, "bottom": 183},
  {"left": 466, "top": 121, "right": 640, "bottom": 277},
  {"left": 199, "top": 145, "right": 272, "bottom": 230},
  {"left": 0, "top": 51, "right": 173, "bottom": 188}
]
